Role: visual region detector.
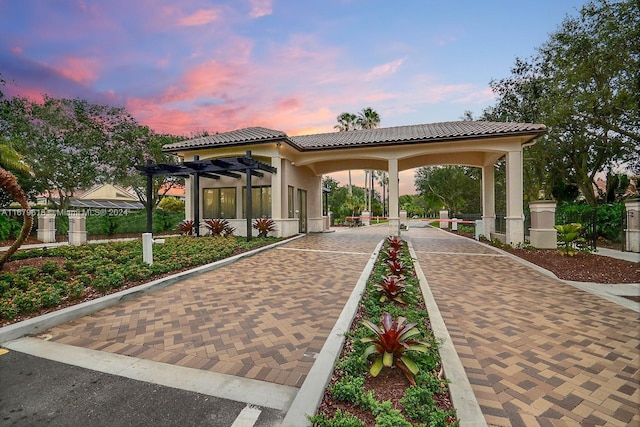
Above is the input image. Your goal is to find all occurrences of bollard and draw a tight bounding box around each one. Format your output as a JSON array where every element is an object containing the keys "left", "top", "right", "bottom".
[
  {"left": 475, "top": 220, "right": 483, "bottom": 240},
  {"left": 142, "top": 233, "right": 165, "bottom": 265},
  {"left": 451, "top": 218, "right": 458, "bottom": 231}
]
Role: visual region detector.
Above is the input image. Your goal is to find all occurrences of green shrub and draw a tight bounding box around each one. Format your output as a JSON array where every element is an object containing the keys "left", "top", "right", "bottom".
[
  {"left": 375, "top": 409, "right": 412, "bottom": 427},
  {"left": 0, "top": 214, "right": 21, "bottom": 241},
  {"left": 17, "top": 266, "right": 39, "bottom": 280},
  {"left": 307, "top": 409, "right": 364, "bottom": 427},
  {"left": 40, "top": 260, "right": 59, "bottom": 275},
  {"left": 158, "top": 197, "right": 185, "bottom": 212}
]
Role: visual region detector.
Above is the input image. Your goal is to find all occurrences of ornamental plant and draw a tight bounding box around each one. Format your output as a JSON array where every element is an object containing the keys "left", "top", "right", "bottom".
[
  {"left": 203, "top": 218, "right": 235, "bottom": 237},
  {"left": 554, "top": 222, "right": 584, "bottom": 256},
  {"left": 374, "top": 275, "right": 407, "bottom": 304},
  {"left": 386, "top": 236, "right": 403, "bottom": 250},
  {"left": 253, "top": 218, "right": 276, "bottom": 237},
  {"left": 386, "top": 258, "right": 406, "bottom": 276},
  {"left": 177, "top": 219, "right": 195, "bottom": 236},
  {"left": 361, "top": 312, "right": 431, "bottom": 385}
]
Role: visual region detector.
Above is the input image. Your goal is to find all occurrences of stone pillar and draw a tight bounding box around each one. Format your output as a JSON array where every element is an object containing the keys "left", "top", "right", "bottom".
[
  {"left": 68, "top": 210, "right": 87, "bottom": 246},
  {"left": 388, "top": 158, "right": 400, "bottom": 236},
  {"left": 625, "top": 199, "right": 640, "bottom": 253},
  {"left": 439, "top": 210, "right": 449, "bottom": 228},
  {"left": 529, "top": 201, "right": 557, "bottom": 249},
  {"left": 505, "top": 150, "right": 524, "bottom": 245},
  {"left": 361, "top": 210, "right": 371, "bottom": 226},
  {"left": 37, "top": 211, "right": 56, "bottom": 243},
  {"left": 482, "top": 164, "right": 496, "bottom": 237},
  {"left": 399, "top": 210, "right": 407, "bottom": 222},
  {"left": 451, "top": 218, "right": 458, "bottom": 231}
]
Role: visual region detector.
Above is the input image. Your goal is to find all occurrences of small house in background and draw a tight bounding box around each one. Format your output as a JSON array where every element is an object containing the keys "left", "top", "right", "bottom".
[
  {"left": 36, "top": 184, "right": 144, "bottom": 210},
  {"left": 158, "top": 183, "right": 186, "bottom": 201}
]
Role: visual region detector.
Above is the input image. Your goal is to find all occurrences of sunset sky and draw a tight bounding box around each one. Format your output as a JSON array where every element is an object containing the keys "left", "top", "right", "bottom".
[{"left": 0, "top": 0, "right": 585, "bottom": 194}]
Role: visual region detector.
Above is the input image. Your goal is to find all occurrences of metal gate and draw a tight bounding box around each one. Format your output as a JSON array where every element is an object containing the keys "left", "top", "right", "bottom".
[{"left": 556, "top": 208, "right": 597, "bottom": 250}]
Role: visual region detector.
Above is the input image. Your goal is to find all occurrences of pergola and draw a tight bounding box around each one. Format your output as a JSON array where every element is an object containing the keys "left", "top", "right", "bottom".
[
  {"left": 136, "top": 151, "right": 276, "bottom": 240},
  {"left": 162, "top": 121, "right": 547, "bottom": 244}
]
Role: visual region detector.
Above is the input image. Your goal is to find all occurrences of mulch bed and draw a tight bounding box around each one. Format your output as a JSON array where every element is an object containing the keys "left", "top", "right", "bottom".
[{"left": 449, "top": 230, "right": 639, "bottom": 284}]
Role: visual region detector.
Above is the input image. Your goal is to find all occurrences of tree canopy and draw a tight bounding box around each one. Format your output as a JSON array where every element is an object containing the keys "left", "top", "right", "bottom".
[{"left": 483, "top": 0, "right": 639, "bottom": 206}]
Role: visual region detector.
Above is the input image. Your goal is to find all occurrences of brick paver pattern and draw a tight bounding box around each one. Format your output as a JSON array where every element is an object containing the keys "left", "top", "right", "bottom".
[
  {"left": 407, "top": 226, "right": 639, "bottom": 427},
  {"left": 45, "top": 229, "right": 386, "bottom": 388}
]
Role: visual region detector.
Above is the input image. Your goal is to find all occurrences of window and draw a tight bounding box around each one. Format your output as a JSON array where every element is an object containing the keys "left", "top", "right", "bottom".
[
  {"left": 203, "top": 187, "right": 237, "bottom": 219},
  {"left": 288, "top": 186, "right": 295, "bottom": 218},
  {"left": 242, "top": 186, "right": 271, "bottom": 218}
]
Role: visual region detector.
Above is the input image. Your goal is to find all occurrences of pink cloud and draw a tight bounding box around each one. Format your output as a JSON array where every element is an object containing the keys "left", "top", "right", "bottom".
[
  {"left": 10, "top": 46, "right": 22, "bottom": 54},
  {"left": 56, "top": 56, "right": 100, "bottom": 85},
  {"left": 178, "top": 8, "right": 220, "bottom": 27},
  {"left": 249, "top": 0, "right": 272, "bottom": 18},
  {"left": 364, "top": 58, "right": 405, "bottom": 81}
]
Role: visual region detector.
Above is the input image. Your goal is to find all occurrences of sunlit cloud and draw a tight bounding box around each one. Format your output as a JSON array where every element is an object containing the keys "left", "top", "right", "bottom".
[
  {"left": 249, "top": 0, "right": 272, "bottom": 18},
  {"left": 178, "top": 8, "right": 220, "bottom": 27},
  {"left": 364, "top": 58, "right": 405, "bottom": 81},
  {"left": 56, "top": 56, "right": 100, "bottom": 85}
]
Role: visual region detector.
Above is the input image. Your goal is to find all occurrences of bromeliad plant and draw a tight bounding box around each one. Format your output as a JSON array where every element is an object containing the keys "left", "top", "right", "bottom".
[
  {"left": 361, "top": 312, "right": 431, "bottom": 386},
  {"left": 386, "top": 258, "right": 407, "bottom": 276},
  {"left": 374, "top": 275, "right": 407, "bottom": 304},
  {"left": 202, "top": 219, "right": 235, "bottom": 237},
  {"left": 387, "top": 236, "right": 403, "bottom": 251},
  {"left": 253, "top": 218, "right": 276, "bottom": 238},
  {"left": 177, "top": 220, "right": 195, "bottom": 236}
]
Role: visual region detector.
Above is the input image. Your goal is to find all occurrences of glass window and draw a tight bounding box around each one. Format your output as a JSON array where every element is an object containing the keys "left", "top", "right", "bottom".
[
  {"left": 203, "top": 187, "right": 236, "bottom": 219},
  {"left": 288, "top": 186, "right": 295, "bottom": 218},
  {"left": 242, "top": 186, "right": 271, "bottom": 218}
]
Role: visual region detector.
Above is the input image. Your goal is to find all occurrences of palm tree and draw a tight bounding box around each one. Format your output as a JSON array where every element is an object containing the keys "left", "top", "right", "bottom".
[
  {"left": 334, "top": 112, "right": 358, "bottom": 194},
  {"left": 356, "top": 107, "right": 381, "bottom": 130},
  {"left": 0, "top": 144, "right": 33, "bottom": 268}
]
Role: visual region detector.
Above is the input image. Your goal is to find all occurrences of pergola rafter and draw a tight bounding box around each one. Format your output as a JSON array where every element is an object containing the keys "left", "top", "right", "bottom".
[{"left": 136, "top": 150, "right": 276, "bottom": 241}]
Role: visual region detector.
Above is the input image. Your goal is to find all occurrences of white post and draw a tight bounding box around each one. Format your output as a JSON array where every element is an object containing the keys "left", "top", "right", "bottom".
[
  {"left": 142, "top": 233, "right": 153, "bottom": 264},
  {"left": 388, "top": 159, "right": 400, "bottom": 236},
  {"left": 271, "top": 155, "right": 282, "bottom": 220},
  {"left": 529, "top": 201, "right": 557, "bottom": 249},
  {"left": 68, "top": 210, "right": 87, "bottom": 246},
  {"left": 451, "top": 218, "right": 458, "bottom": 231},
  {"left": 37, "top": 211, "right": 56, "bottom": 243},
  {"left": 505, "top": 150, "right": 524, "bottom": 245},
  {"left": 482, "top": 164, "right": 496, "bottom": 238},
  {"left": 439, "top": 210, "right": 449, "bottom": 228}
]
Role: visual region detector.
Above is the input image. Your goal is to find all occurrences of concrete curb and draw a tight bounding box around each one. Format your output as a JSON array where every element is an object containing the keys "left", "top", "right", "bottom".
[
  {"left": 281, "top": 239, "right": 384, "bottom": 427},
  {"left": 0, "top": 234, "right": 305, "bottom": 345},
  {"left": 408, "top": 240, "right": 488, "bottom": 427}
]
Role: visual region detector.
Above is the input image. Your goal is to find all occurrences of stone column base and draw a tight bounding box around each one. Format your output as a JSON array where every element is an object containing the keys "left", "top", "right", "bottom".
[
  {"left": 625, "top": 229, "right": 639, "bottom": 253},
  {"left": 530, "top": 229, "right": 557, "bottom": 249},
  {"left": 505, "top": 216, "right": 525, "bottom": 246},
  {"left": 388, "top": 218, "right": 400, "bottom": 236}
]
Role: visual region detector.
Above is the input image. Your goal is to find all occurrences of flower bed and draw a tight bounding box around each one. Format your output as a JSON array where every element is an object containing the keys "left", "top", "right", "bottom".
[
  {"left": 0, "top": 235, "right": 279, "bottom": 325},
  {"left": 310, "top": 236, "right": 458, "bottom": 426}
]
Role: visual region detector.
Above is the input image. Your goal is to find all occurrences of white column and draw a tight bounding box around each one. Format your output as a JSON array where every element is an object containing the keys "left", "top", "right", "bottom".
[
  {"left": 481, "top": 164, "right": 496, "bottom": 238},
  {"left": 388, "top": 158, "right": 400, "bottom": 236},
  {"left": 505, "top": 150, "right": 524, "bottom": 245},
  {"left": 625, "top": 199, "right": 640, "bottom": 253},
  {"left": 185, "top": 177, "right": 193, "bottom": 220},
  {"left": 270, "top": 155, "right": 282, "bottom": 219}
]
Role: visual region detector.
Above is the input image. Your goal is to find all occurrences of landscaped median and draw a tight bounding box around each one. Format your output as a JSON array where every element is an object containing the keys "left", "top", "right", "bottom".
[
  {"left": 297, "top": 236, "right": 470, "bottom": 427},
  {"left": 0, "top": 235, "right": 285, "bottom": 327}
]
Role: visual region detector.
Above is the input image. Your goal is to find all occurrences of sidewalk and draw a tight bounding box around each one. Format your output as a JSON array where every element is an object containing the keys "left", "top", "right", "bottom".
[{"left": 405, "top": 225, "right": 639, "bottom": 426}]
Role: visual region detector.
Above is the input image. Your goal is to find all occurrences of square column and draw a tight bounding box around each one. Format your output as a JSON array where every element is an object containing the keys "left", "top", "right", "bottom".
[
  {"left": 388, "top": 158, "right": 400, "bottom": 236},
  {"left": 270, "top": 155, "right": 282, "bottom": 220},
  {"left": 68, "top": 210, "right": 87, "bottom": 246},
  {"left": 529, "top": 201, "right": 557, "bottom": 249},
  {"left": 482, "top": 164, "right": 496, "bottom": 238},
  {"left": 505, "top": 150, "right": 525, "bottom": 245},
  {"left": 37, "top": 212, "right": 56, "bottom": 243},
  {"left": 625, "top": 199, "right": 640, "bottom": 253}
]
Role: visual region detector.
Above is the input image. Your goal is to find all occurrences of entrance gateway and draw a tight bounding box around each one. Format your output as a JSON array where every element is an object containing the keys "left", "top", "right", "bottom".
[{"left": 161, "top": 121, "right": 546, "bottom": 245}]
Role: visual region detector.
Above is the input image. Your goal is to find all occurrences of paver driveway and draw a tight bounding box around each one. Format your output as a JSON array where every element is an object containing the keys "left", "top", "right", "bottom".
[
  {"left": 407, "top": 225, "right": 639, "bottom": 427},
  {"left": 43, "top": 228, "right": 386, "bottom": 388}
]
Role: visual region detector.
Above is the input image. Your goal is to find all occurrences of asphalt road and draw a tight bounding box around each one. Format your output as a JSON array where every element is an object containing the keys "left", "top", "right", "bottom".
[{"left": 0, "top": 348, "right": 285, "bottom": 426}]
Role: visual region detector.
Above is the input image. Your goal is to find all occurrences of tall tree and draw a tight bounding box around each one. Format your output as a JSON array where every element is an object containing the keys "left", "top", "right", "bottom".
[
  {"left": 356, "top": 107, "right": 381, "bottom": 129},
  {"left": 414, "top": 166, "right": 481, "bottom": 216},
  {"left": 483, "top": 0, "right": 639, "bottom": 206},
  {"left": 0, "top": 75, "right": 32, "bottom": 266}
]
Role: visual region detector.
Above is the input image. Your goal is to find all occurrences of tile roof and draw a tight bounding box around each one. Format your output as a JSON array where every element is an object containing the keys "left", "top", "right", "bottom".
[
  {"left": 162, "top": 127, "right": 287, "bottom": 151},
  {"left": 163, "top": 121, "right": 546, "bottom": 152},
  {"left": 289, "top": 121, "right": 546, "bottom": 150}
]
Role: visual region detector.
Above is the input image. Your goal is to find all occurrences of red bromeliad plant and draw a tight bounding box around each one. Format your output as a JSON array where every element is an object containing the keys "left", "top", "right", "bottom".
[
  {"left": 386, "top": 236, "right": 403, "bottom": 250},
  {"left": 203, "top": 218, "right": 235, "bottom": 237},
  {"left": 253, "top": 218, "right": 276, "bottom": 237},
  {"left": 177, "top": 220, "right": 195, "bottom": 236},
  {"left": 386, "top": 258, "right": 406, "bottom": 276},
  {"left": 361, "top": 312, "right": 430, "bottom": 385},
  {"left": 374, "top": 275, "right": 407, "bottom": 304},
  {"left": 383, "top": 247, "right": 400, "bottom": 261}
]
